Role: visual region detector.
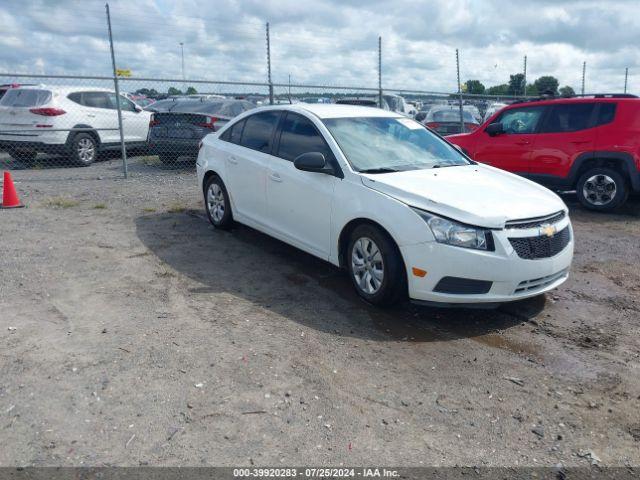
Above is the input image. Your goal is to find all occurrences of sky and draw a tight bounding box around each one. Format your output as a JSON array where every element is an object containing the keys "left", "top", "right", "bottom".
[{"left": 0, "top": 0, "right": 637, "bottom": 95}]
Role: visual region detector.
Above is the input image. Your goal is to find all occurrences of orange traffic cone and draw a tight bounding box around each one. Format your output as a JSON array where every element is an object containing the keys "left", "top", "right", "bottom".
[{"left": 1, "top": 171, "right": 24, "bottom": 209}]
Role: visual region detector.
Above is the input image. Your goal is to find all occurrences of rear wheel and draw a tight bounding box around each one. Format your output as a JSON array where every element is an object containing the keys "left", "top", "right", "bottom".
[
  {"left": 347, "top": 224, "right": 406, "bottom": 306},
  {"left": 204, "top": 175, "right": 233, "bottom": 229},
  {"left": 576, "top": 167, "right": 628, "bottom": 211},
  {"left": 69, "top": 133, "right": 97, "bottom": 166}
]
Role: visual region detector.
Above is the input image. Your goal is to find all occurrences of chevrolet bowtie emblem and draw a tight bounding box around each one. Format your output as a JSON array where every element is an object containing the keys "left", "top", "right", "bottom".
[{"left": 540, "top": 224, "right": 557, "bottom": 237}]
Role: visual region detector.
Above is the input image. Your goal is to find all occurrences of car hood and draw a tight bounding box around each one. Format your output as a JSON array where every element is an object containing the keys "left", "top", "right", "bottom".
[{"left": 360, "top": 164, "right": 567, "bottom": 229}]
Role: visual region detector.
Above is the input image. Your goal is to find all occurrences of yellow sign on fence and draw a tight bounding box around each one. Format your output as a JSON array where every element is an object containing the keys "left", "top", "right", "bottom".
[{"left": 116, "top": 69, "right": 131, "bottom": 77}]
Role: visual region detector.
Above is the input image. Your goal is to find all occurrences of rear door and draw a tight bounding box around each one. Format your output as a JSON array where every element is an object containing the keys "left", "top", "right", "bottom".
[
  {"left": 529, "top": 102, "right": 597, "bottom": 179},
  {"left": 266, "top": 112, "right": 337, "bottom": 258},
  {"left": 73, "top": 92, "right": 120, "bottom": 143},
  {"left": 224, "top": 110, "right": 281, "bottom": 225},
  {"left": 474, "top": 105, "right": 547, "bottom": 174}
]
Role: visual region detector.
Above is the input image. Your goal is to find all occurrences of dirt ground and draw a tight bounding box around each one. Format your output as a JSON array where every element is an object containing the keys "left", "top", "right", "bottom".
[{"left": 1, "top": 156, "right": 639, "bottom": 468}]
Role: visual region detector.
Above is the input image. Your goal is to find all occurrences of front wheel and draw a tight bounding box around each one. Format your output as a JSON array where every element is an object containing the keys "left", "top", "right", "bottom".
[
  {"left": 204, "top": 175, "right": 233, "bottom": 229},
  {"left": 576, "top": 167, "right": 628, "bottom": 212},
  {"left": 347, "top": 224, "right": 406, "bottom": 306}
]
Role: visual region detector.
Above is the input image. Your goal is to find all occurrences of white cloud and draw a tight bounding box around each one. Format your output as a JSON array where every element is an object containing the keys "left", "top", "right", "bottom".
[{"left": 0, "top": 0, "right": 636, "bottom": 94}]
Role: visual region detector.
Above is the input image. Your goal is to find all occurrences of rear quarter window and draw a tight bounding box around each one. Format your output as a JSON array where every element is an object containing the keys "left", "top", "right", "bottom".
[
  {"left": 595, "top": 103, "right": 616, "bottom": 126},
  {"left": 0, "top": 89, "right": 52, "bottom": 107}
]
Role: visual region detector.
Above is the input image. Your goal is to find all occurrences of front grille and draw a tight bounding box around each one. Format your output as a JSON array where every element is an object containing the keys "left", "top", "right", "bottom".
[
  {"left": 509, "top": 227, "right": 571, "bottom": 260},
  {"left": 514, "top": 270, "right": 568, "bottom": 294},
  {"left": 505, "top": 211, "right": 566, "bottom": 230}
]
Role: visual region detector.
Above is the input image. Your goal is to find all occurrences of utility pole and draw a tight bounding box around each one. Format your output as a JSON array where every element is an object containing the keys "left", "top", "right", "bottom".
[
  {"left": 266, "top": 22, "right": 273, "bottom": 105},
  {"left": 523, "top": 55, "right": 527, "bottom": 97},
  {"left": 378, "top": 36, "right": 383, "bottom": 109},
  {"left": 179, "top": 42, "right": 185, "bottom": 91},
  {"left": 624, "top": 67, "right": 629, "bottom": 94},
  {"left": 456, "top": 49, "right": 464, "bottom": 132},
  {"left": 581, "top": 61, "right": 586, "bottom": 95},
  {"left": 105, "top": 3, "right": 127, "bottom": 179}
]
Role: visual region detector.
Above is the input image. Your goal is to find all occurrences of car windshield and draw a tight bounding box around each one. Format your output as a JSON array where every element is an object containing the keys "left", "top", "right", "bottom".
[{"left": 323, "top": 116, "right": 470, "bottom": 172}]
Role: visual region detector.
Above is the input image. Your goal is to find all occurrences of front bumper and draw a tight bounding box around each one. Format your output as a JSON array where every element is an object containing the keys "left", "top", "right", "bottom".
[{"left": 401, "top": 220, "right": 574, "bottom": 304}]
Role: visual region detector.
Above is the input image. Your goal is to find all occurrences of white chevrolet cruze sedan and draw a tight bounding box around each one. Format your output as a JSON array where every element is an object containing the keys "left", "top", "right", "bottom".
[{"left": 196, "top": 104, "right": 573, "bottom": 307}]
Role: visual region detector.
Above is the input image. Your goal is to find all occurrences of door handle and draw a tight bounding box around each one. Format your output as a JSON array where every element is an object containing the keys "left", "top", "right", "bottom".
[
  {"left": 87, "top": 114, "right": 96, "bottom": 118},
  {"left": 227, "top": 156, "right": 238, "bottom": 165},
  {"left": 570, "top": 140, "right": 590, "bottom": 145},
  {"left": 269, "top": 172, "right": 282, "bottom": 182},
  {"left": 515, "top": 140, "right": 530, "bottom": 145}
]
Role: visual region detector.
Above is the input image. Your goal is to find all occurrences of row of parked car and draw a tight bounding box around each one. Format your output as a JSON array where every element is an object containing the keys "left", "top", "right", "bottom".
[{"left": 0, "top": 84, "right": 638, "bottom": 211}]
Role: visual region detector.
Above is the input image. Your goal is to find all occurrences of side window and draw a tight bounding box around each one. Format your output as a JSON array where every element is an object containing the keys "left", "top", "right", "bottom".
[
  {"left": 276, "top": 113, "right": 334, "bottom": 162},
  {"left": 221, "top": 119, "right": 246, "bottom": 144},
  {"left": 109, "top": 94, "right": 137, "bottom": 112},
  {"left": 496, "top": 106, "right": 545, "bottom": 134},
  {"left": 540, "top": 103, "right": 595, "bottom": 133},
  {"left": 595, "top": 103, "right": 616, "bottom": 126},
  {"left": 68, "top": 92, "right": 82, "bottom": 105},
  {"left": 82, "top": 92, "right": 111, "bottom": 109},
  {"left": 240, "top": 111, "right": 280, "bottom": 153}
]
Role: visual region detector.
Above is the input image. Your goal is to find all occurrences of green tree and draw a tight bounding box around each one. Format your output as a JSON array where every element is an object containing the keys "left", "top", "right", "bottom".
[
  {"left": 508, "top": 73, "right": 526, "bottom": 96},
  {"left": 168, "top": 87, "right": 182, "bottom": 96},
  {"left": 465, "top": 79, "right": 485, "bottom": 94},
  {"left": 559, "top": 85, "right": 576, "bottom": 97},
  {"left": 525, "top": 83, "right": 538, "bottom": 96},
  {"left": 185, "top": 86, "right": 198, "bottom": 95},
  {"left": 487, "top": 84, "right": 509, "bottom": 96},
  {"left": 534, "top": 76, "right": 559, "bottom": 96}
]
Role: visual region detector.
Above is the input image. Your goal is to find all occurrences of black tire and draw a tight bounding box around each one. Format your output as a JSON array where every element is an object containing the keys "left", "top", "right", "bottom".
[
  {"left": 69, "top": 133, "right": 97, "bottom": 166},
  {"left": 576, "top": 167, "right": 628, "bottom": 212},
  {"left": 7, "top": 148, "right": 37, "bottom": 164},
  {"left": 346, "top": 224, "right": 406, "bottom": 306},
  {"left": 204, "top": 175, "right": 233, "bottom": 230}
]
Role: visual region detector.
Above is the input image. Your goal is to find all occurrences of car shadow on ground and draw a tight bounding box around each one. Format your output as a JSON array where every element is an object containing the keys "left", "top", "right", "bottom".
[{"left": 135, "top": 210, "right": 544, "bottom": 343}]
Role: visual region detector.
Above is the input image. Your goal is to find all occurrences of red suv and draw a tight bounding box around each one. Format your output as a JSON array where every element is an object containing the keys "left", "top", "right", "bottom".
[{"left": 447, "top": 94, "right": 640, "bottom": 211}]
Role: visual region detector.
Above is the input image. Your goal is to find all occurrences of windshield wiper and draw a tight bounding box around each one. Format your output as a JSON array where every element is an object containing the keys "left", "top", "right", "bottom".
[
  {"left": 358, "top": 167, "right": 400, "bottom": 174},
  {"left": 432, "top": 163, "right": 462, "bottom": 169}
]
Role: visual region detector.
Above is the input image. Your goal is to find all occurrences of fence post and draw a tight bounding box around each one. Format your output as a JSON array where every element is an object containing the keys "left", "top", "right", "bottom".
[
  {"left": 581, "top": 61, "right": 586, "bottom": 95},
  {"left": 266, "top": 22, "right": 274, "bottom": 105},
  {"left": 456, "top": 49, "right": 464, "bottom": 132},
  {"left": 378, "top": 36, "right": 383, "bottom": 109},
  {"left": 624, "top": 67, "right": 628, "bottom": 94},
  {"left": 523, "top": 55, "right": 527, "bottom": 97},
  {"left": 105, "top": 3, "right": 127, "bottom": 179}
]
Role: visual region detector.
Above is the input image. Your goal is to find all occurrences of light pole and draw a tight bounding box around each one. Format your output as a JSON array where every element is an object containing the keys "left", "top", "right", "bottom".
[{"left": 179, "top": 42, "right": 185, "bottom": 92}]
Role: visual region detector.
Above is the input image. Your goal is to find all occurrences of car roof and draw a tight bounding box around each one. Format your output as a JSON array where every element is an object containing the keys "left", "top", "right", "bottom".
[
  {"left": 506, "top": 94, "right": 640, "bottom": 108},
  {"left": 9, "top": 85, "right": 114, "bottom": 94},
  {"left": 254, "top": 103, "right": 403, "bottom": 119}
]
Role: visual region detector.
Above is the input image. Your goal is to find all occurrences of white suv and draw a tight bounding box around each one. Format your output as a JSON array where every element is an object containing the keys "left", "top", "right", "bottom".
[{"left": 0, "top": 85, "right": 151, "bottom": 166}]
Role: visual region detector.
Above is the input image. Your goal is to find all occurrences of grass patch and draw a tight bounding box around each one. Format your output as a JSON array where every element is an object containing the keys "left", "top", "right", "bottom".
[
  {"left": 45, "top": 197, "right": 80, "bottom": 208},
  {"left": 142, "top": 156, "right": 161, "bottom": 166},
  {"left": 167, "top": 203, "right": 186, "bottom": 214},
  {"left": 143, "top": 207, "right": 157, "bottom": 213},
  {"left": 93, "top": 203, "right": 107, "bottom": 209}
]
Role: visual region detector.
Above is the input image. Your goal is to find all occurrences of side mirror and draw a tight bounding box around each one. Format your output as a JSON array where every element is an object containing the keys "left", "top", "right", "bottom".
[
  {"left": 485, "top": 122, "right": 504, "bottom": 136},
  {"left": 135, "top": 105, "right": 143, "bottom": 113},
  {"left": 293, "top": 152, "right": 334, "bottom": 175}
]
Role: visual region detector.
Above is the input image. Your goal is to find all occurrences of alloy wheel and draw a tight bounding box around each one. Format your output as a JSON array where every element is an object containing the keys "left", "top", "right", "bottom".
[
  {"left": 351, "top": 237, "right": 384, "bottom": 294},
  {"left": 207, "top": 182, "right": 225, "bottom": 223},
  {"left": 77, "top": 138, "right": 95, "bottom": 163}
]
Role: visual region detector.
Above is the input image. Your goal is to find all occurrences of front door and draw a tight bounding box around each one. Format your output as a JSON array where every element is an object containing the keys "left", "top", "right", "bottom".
[
  {"left": 474, "top": 105, "right": 547, "bottom": 174},
  {"left": 266, "top": 112, "right": 337, "bottom": 259}
]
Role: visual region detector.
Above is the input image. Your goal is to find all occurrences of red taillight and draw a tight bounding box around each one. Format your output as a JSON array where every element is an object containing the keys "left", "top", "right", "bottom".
[
  {"left": 29, "top": 107, "right": 66, "bottom": 116},
  {"left": 196, "top": 116, "right": 218, "bottom": 130},
  {"left": 425, "top": 122, "right": 440, "bottom": 129},
  {"left": 465, "top": 123, "right": 478, "bottom": 132}
]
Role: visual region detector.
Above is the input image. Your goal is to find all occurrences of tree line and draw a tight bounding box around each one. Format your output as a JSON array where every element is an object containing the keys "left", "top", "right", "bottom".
[{"left": 464, "top": 75, "right": 575, "bottom": 97}]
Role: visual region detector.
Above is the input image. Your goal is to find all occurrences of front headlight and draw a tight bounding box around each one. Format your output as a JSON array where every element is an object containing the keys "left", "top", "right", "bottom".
[{"left": 412, "top": 208, "right": 494, "bottom": 251}]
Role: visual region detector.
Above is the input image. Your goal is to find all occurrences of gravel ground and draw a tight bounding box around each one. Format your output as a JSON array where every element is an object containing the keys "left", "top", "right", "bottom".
[{"left": 1, "top": 156, "right": 639, "bottom": 468}]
